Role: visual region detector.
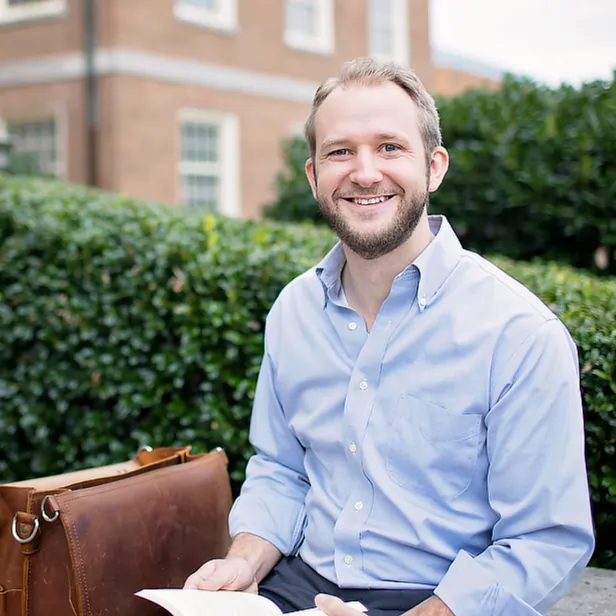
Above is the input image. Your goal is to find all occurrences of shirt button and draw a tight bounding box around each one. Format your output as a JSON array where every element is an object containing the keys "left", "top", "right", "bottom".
[
  {"left": 359, "top": 379, "right": 368, "bottom": 390},
  {"left": 418, "top": 295, "right": 427, "bottom": 308},
  {"left": 354, "top": 501, "right": 363, "bottom": 511},
  {"left": 348, "top": 321, "right": 357, "bottom": 331},
  {"left": 344, "top": 555, "right": 353, "bottom": 565},
  {"left": 348, "top": 442, "right": 357, "bottom": 453}
]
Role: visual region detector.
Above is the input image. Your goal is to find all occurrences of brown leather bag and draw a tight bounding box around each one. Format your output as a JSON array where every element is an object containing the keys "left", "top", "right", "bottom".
[{"left": 0, "top": 446, "right": 233, "bottom": 616}]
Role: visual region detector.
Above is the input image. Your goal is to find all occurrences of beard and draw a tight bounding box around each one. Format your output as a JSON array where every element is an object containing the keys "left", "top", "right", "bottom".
[{"left": 316, "top": 178, "right": 430, "bottom": 261}]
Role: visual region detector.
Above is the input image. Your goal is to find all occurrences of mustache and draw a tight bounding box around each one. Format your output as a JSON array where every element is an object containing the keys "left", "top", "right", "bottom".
[{"left": 333, "top": 187, "right": 404, "bottom": 199}]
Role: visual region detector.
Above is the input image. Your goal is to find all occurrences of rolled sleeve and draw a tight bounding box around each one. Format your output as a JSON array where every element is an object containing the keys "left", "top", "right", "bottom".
[
  {"left": 435, "top": 319, "right": 595, "bottom": 616},
  {"left": 229, "top": 317, "right": 309, "bottom": 556}
]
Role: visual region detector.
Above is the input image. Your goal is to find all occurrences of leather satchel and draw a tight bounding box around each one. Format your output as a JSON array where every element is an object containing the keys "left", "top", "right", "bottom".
[{"left": 0, "top": 446, "right": 233, "bottom": 616}]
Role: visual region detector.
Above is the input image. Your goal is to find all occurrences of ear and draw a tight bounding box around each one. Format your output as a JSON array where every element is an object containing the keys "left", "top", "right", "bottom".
[
  {"left": 305, "top": 157, "right": 318, "bottom": 199},
  {"left": 428, "top": 146, "right": 449, "bottom": 193}
]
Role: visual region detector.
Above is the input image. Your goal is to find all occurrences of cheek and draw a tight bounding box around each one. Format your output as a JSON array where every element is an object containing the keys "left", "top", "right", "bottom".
[{"left": 318, "top": 164, "right": 351, "bottom": 193}]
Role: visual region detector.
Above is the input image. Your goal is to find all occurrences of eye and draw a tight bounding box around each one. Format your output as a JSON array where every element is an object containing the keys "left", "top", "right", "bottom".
[
  {"left": 329, "top": 148, "right": 350, "bottom": 157},
  {"left": 383, "top": 143, "right": 400, "bottom": 153}
]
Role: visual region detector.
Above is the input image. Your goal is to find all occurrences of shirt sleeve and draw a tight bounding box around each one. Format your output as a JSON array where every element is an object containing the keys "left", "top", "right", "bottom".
[
  {"left": 434, "top": 318, "right": 595, "bottom": 616},
  {"left": 228, "top": 312, "right": 309, "bottom": 556}
]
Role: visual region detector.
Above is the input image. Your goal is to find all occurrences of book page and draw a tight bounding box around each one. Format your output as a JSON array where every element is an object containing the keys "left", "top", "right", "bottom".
[{"left": 135, "top": 589, "right": 282, "bottom": 616}]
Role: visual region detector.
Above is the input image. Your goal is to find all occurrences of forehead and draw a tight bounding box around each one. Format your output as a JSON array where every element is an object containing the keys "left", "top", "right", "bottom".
[{"left": 314, "top": 82, "right": 422, "bottom": 147}]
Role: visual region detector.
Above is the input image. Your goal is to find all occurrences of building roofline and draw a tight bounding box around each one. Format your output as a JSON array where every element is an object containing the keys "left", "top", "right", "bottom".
[{"left": 432, "top": 48, "right": 510, "bottom": 81}]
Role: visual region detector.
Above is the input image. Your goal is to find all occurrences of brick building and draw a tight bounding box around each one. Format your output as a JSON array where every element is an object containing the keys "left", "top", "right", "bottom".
[{"left": 0, "top": 0, "right": 502, "bottom": 218}]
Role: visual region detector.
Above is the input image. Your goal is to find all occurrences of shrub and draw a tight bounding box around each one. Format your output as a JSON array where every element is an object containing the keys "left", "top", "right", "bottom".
[
  {"left": 0, "top": 175, "right": 614, "bottom": 567},
  {"left": 263, "top": 74, "right": 616, "bottom": 275}
]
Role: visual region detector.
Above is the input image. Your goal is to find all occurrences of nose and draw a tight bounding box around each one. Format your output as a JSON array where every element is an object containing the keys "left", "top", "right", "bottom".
[{"left": 349, "top": 149, "right": 383, "bottom": 188}]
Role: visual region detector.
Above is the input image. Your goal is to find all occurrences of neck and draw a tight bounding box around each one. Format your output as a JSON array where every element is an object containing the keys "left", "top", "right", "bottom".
[{"left": 341, "top": 216, "right": 434, "bottom": 330}]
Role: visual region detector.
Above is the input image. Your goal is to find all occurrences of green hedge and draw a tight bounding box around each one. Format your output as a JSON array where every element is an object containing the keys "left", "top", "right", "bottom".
[
  {"left": 1, "top": 175, "right": 614, "bottom": 568},
  {"left": 263, "top": 74, "right": 616, "bottom": 275}
]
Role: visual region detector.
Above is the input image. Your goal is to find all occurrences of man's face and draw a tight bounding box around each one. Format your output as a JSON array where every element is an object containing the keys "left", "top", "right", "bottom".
[{"left": 305, "top": 82, "right": 445, "bottom": 260}]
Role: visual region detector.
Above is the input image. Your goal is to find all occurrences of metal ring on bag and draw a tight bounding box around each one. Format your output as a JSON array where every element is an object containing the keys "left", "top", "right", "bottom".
[
  {"left": 136, "top": 445, "right": 153, "bottom": 454},
  {"left": 41, "top": 495, "right": 60, "bottom": 523},
  {"left": 11, "top": 515, "right": 40, "bottom": 544}
]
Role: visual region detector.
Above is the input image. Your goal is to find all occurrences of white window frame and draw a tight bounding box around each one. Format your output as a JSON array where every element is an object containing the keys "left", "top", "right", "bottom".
[
  {"left": 173, "top": 0, "right": 238, "bottom": 33},
  {"left": 0, "top": 0, "right": 66, "bottom": 24},
  {"left": 177, "top": 109, "right": 240, "bottom": 217},
  {"left": 368, "top": 0, "right": 410, "bottom": 66},
  {"left": 2, "top": 112, "right": 66, "bottom": 178},
  {"left": 284, "top": 0, "right": 334, "bottom": 55}
]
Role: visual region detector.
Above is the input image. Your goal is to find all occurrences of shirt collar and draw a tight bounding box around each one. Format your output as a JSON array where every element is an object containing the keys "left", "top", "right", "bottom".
[
  {"left": 315, "top": 215, "right": 463, "bottom": 311},
  {"left": 413, "top": 215, "right": 463, "bottom": 311}
]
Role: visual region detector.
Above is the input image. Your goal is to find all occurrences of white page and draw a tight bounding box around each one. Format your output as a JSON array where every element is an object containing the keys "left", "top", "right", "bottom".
[{"left": 135, "top": 589, "right": 282, "bottom": 616}]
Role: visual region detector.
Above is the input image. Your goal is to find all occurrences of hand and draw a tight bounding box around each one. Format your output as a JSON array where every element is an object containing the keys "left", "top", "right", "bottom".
[
  {"left": 314, "top": 594, "right": 454, "bottom": 616},
  {"left": 183, "top": 557, "right": 258, "bottom": 593},
  {"left": 314, "top": 595, "right": 366, "bottom": 615}
]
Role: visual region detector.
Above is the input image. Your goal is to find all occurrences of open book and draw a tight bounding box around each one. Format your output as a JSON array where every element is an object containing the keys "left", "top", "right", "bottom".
[{"left": 136, "top": 588, "right": 366, "bottom": 616}]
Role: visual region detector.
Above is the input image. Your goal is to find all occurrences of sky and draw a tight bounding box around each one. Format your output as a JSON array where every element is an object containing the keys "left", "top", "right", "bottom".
[{"left": 430, "top": 0, "right": 616, "bottom": 87}]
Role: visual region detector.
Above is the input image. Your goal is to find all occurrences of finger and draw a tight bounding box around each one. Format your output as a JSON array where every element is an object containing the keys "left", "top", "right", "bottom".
[{"left": 315, "top": 594, "right": 358, "bottom": 615}]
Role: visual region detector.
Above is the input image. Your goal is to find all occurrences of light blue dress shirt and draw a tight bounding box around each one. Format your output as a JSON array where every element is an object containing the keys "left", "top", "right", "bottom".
[{"left": 229, "top": 215, "right": 595, "bottom": 616}]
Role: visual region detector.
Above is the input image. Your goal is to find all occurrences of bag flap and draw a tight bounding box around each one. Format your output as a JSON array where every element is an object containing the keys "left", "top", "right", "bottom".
[{"left": 56, "top": 449, "right": 232, "bottom": 616}]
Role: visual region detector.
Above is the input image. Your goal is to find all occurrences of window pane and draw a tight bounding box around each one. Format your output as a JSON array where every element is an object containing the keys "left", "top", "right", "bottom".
[
  {"left": 181, "top": 121, "right": 220, "bottom": 163},
  {"left": 177, "top": 0, "right": 217, "bottom": 9},
  {"left": 370, "top": 0, "right": 394, "bottom": 56},
  {"left": 7, "top": 119, "right": 57, "bottom": 175},
  {"left": 286, "top": 0, "right": 316, "bottom": 36},
  {"left": 181, "top": 174, "right": 220, "bottom": 211}
]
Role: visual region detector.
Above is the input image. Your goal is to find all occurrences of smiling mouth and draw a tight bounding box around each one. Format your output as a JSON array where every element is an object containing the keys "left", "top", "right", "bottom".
[{"left": 342, "top": 195, "right": 395, "bottom": 206}]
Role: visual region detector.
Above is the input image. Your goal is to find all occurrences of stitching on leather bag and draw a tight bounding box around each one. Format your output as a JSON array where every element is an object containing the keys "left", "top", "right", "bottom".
[{"left": 61, "top": 500, "right": 93, "bottom": 616}]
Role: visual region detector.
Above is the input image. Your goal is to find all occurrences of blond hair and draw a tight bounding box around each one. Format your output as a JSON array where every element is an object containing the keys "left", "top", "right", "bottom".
[{"left": 304, "top": 57, "right": 442, "bottom": 162}]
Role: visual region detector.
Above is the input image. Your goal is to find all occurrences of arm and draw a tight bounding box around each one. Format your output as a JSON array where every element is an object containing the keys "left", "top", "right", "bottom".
[
  {"left": 228, "top": 311, "right": 310, "bottom": 557},
  {"left": 433, "top": 319, "right": 594, "bottom": 616},
  {"left": 226, "top": 532, "right": 284, "bottom": 584},
  {"left": 186, "top": 309, "right": 309, "bottom": 591},
  {"left": 184, "top": 532, "right": 282, "bottom": 591}
]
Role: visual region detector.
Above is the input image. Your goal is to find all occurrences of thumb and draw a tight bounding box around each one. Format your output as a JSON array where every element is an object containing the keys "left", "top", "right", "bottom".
[
  {"left": 184, "top": 561, "right": 225, "bottom": 590},
  {"left": 315, "top": 594, "right": 347, "bottom": 614}
]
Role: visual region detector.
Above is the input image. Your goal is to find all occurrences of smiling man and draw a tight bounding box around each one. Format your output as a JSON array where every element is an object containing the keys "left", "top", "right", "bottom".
[{"left": 184, "top": 58, "right": 594, "bottom": 616}]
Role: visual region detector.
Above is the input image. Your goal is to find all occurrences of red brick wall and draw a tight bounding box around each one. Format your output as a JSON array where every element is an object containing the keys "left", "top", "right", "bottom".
[
  {"left": 98, "top": 75, "right": 311, "bottom": 219},
  {"left": 0, "top": 0, "right": 83, "bottom": 62},
  {"left": 434, "top": 67, "right": 501, "bottom": 97}
]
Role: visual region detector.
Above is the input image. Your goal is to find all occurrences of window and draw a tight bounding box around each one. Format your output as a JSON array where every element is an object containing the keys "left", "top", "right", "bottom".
[
  {"left": 285, "top": 0, "right": 334, "bottom": 54},
  {"left": 368, "top": 0, "right": 410, "bottom": 65},
  {"left": 7, "top": 118, "right": 60, "bottom": 176},
  {"left": 178, "top": 110, "right": 239, "bottom": 216},
  {"left": 0, "top": 0, "right": 66, "bottom": 23},
  {"left": 174, "top": 0, "right": 237, "bottom": 32}
]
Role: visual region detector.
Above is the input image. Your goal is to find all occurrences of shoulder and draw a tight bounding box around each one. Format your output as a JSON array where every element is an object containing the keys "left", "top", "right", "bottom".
[
  {"left": 456, "top": 250, "right": 557, "bottom": 324},
  {"left": 453, "top": 251, "right": 578, "bottom": 376}
]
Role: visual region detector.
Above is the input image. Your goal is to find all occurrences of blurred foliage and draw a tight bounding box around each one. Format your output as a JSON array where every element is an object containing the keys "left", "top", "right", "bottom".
[
  {"left": 4, "top": 151, "right": 51, "bottom": 177},
  {"left": 263, "top": 73, "right": 616, "bottom": 275},
  {"left": 0, "top": 174, "right": 614, "bottom": 568}
]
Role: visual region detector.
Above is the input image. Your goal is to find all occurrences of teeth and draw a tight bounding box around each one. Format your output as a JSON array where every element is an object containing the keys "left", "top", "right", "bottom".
[{"left": 351, "top": 196, "right": 390, "bottom": 205}]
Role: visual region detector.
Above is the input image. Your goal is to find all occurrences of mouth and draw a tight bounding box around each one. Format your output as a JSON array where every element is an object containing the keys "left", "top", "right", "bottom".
[{"left": 342, "top": 195, "right": 396, "bottom": 207}]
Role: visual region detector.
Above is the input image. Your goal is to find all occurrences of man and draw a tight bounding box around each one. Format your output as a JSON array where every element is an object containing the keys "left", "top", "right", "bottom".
[{"left": 184, "top": 58, "right": 595, "bottom": 616}]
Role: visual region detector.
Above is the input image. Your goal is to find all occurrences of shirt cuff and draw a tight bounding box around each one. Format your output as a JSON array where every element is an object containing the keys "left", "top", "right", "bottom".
[
  {"left": 228, "top": 495, "right": 307, "bottom": 557},
  {"left": 434, "top": 550, "right": 540, "bottom": 616}
]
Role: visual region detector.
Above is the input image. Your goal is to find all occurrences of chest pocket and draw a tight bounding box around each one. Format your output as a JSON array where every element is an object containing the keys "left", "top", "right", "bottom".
[{"left": 386, "top": 393, "right": 482, "bottom": 501}]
